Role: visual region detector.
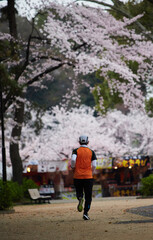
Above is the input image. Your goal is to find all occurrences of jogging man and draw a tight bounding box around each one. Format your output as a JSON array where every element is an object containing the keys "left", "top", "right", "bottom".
[{"left": 71, "top": 135, "right": 97, "bottom": 220}]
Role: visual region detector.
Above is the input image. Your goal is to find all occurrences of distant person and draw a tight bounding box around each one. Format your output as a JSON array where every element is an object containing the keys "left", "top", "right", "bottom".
[
  {"left": 100, "top": 170, "right": 110, "bottom": 197},
  {"left": 53, "top": 167, "right": 62, "bottom": 199},
  {"left": 71, "top": 135, "right": 97, "bottom": 220}
]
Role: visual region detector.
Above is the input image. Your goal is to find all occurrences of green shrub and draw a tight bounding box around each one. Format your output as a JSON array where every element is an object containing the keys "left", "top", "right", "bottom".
[
  {"left": 140, "top": 174, "right": 153, "bottom": 196},
  {"left": 0, "top": 180, "right": 13, "bottom": 210},
  {"left": 7, "top": 181, "right": 23, "bottom": 202},
  {"left": 7, "top": 178, "right": 38, "bottom": 201},
  {"left": 22, "top": 178, "right": 38, "bottom": 198},
  {"left": 0, "top": 178, "right": 38, "bottom": 207}
]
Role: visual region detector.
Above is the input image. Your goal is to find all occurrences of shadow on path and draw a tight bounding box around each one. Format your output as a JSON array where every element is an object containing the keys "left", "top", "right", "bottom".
[
  {"left": 127, "top": 205, "right": 153, "bottom": 218},
  {"left": 116, "top": 205, "right": 153, "bottom": 224},
  {"left": 116, "top": 219, "right": 153, "bottom": 224}
]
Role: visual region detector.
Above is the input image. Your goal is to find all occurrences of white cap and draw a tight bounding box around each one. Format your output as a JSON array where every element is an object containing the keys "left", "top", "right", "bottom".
[{"left": 79, "top": 135, "right": 88, "bottom": 144}]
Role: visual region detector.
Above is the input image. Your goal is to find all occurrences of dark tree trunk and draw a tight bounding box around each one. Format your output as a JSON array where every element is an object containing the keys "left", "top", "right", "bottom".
[
  {"left": 6, "top": 0, "right": 65, "bottom": 185},
  {"left": 7, "top": 0, "right": 24, "bottom": 184},
  {"left": 10, "top": 100, "right": 24, "bottom": 184},
  {"left": 7, "top": 0, "right": 17, "bottom": 38}
]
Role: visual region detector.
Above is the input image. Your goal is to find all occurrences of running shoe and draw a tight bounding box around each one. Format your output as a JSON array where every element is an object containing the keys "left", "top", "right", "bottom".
[
  {"left": 83, "top": 213, "right": 90, "bottom": 220},
  {"left": 77, "top": 198, "right": 84, "bottom": 212}
]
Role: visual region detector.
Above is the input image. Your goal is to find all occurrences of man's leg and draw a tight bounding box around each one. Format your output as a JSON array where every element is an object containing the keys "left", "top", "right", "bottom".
[
  {"left": 83, "top": 179, "right": 93, "bottom": 218},
  {"left": 74, "top": 179, "right": 84, "bottom": 212},
  {"left": 74, "top": 179, "right": 84, "bottom": 199}
]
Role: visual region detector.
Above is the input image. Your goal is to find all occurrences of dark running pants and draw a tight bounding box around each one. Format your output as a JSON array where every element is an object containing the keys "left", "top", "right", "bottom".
[{"left": 74, "top": 178, "right": 93, "bottom": 214}]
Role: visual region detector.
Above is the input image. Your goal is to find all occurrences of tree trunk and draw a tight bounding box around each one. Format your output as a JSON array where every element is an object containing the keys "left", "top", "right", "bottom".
[
  {"left": 7, "top": 0, "right": 24, "bottom": 184},
  {"left": 10, "top": 100, "right": 24, "bottom": 184},
  {"left": 7, "top": 0, "right": 17, "bottom": 38}
]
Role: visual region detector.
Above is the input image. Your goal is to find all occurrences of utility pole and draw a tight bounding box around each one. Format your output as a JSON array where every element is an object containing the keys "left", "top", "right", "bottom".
[{"left": 0, "top": 82, "right": 7, "bottom": 182}]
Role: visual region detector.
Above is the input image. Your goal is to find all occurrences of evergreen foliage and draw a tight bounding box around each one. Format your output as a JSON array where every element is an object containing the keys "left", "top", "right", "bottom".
[
  {"left": 0, "top": 181, "right": 13, "bottom": 210},
  {"left": 0, "top": 178, "right": 38, "bottom": 210},
  {"left": 145, "top": 98, "right": 153, "bottom": 117},
  {"left": 22, "top": 178, "right": 38, "bottom": 199},
  {"left": 140, "top": 175, "right": 153, "bottom": 196}
]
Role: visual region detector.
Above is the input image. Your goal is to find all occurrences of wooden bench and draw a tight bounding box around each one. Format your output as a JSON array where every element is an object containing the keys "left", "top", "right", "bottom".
[{"left": 28, "top": 189, "right": 51, "bottom": 203}]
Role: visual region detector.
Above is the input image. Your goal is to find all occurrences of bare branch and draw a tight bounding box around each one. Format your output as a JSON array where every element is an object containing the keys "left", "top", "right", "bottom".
[
  {"left": 26, "top": 62, "right": 64, "bottom": 86},
  {"left": 15, "top": 18, "right": 35, "bottom": 81}
]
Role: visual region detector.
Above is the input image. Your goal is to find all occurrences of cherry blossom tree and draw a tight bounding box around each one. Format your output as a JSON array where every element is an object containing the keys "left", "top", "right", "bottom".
[
  {"left": 4, "top": 105, "right": 153, "bottom": 169},
  {"left": 1, "top": 0, "right": 153, "bottom": 183},
  {"left": 75, "top": 0, "right": 153, "bottom": 40}
]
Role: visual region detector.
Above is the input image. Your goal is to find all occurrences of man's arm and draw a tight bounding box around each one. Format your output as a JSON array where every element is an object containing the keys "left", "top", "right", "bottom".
[
  {"left": 92, "top": 150, "right": 97, "bottom": 174},
  {"left": 92, "top": 160, "right": 97, "bottom": 174},
  {"left": 71, "top": 149, "right": 77, "bottom": 169}
]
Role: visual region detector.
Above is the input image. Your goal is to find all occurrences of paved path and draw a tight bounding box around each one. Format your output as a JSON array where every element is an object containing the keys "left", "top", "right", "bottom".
[{"left": 1, "top": 197, "right": 153, "bottom": 240}]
